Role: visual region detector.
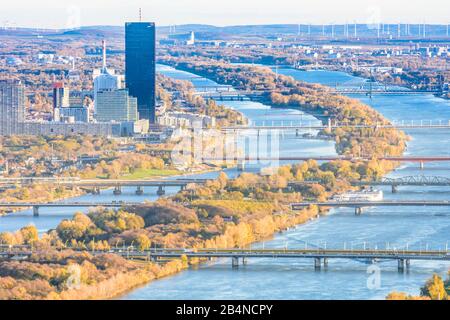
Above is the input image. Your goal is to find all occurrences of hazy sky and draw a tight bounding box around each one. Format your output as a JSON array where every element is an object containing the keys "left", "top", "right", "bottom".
[{"left": 1, "top": 0, "right": 449, "bottom": 29}]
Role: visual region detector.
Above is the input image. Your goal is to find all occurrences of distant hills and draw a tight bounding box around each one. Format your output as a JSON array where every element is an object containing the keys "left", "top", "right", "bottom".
[{"left": 1, "top": 24, "right": 449, "bottom": 40}]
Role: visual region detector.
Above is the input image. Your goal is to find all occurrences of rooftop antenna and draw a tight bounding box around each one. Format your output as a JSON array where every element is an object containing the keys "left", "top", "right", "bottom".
[{"left": 102, "top": 40, "right": 107, "bottom": 71}]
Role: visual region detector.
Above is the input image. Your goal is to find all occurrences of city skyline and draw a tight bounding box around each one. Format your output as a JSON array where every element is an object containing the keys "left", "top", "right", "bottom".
[{"left": 0, "top": 0, "right": 449, "bottom": 29}]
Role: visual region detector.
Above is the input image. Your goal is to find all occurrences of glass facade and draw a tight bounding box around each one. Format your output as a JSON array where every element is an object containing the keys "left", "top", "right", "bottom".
[
  {"left": 125, "top": 22, "right": 156, "bottom": 123},
  {"left": 0, "top": 80, "right": 25, "bottom": 135}
]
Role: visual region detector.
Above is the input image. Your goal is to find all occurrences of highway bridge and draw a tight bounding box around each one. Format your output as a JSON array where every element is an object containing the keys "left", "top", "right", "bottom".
[
  {"left": 0, "top": 178, "right": 208, "bottom": 195},
  {"left": 203, "top": 156, "right": 450, "bottom": 170},
  {"left": 0, "top": 202, "right": 142, "bottom": 217},
  {"left": 195, "top": 91, "right": 268, "bottom": 102},
  {"left": 223, "top": 120, "right": 450, "bottom": 132},
  {"left": 2, "top": 246, "right": 449, "bottom": 273},
  {"left": 352, "top": 175, "right": 450, "bottom": 193},
  {"left": 331, "top": 88, "right": 441, "bottom": 95},
  {"left": 194, "top": 84, "right": 443, "bottom": 101},
  {"left": 290, "top": 200, "right": 450, "bottom": 215},
  {"left": 2, "top": 198, "right": 450, "bottom": 217},
  {"left": 290, "top": 175, "right": 450, "bottom": 193}
]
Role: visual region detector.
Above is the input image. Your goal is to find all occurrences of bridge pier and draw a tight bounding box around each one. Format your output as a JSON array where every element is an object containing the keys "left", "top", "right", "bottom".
[
  {"left": 405, "top": 259, "right": 411, "bottom": 271},
  {"left": 232, "top": 256, "right": 240, "bottom": 268},
  {"left": 314, "top": 258, "right": 322, "bottom": 270},
  {"left": 242, "top": 257, "right": 248, "bottom": 265},
  {"left": 420, "top": 162, "right": 425, "bottom": 170},
  {"left": 391, "top": 185, "right": 398, "bottom": 194},
  {"left": 135, "top": 186, "right": 144, "bottom": 195},
  {"left": 296, "top": 129, "right": 299, "bottom": 137},
  {"left": 157, "top": 186, "right": 166, "bottom": 196},
  {"left": 323, "top": 258, "right": 329, "bottom": 269},
  {"left": 355, "top": 207, "right": 363, "bottom": 216},
  {"left": 32, "top": 206, "right": 39, "bottom": 217},
  {"left": 237, "top": 160, "right": 245, "bottom": 171},
  {"left": 113, "top": 186, "right": 122, "bottom": 196},
  {"left": 92, "top": 187, "right": 100, "bottom": 195},
  {"left": 398, "top": 259, "right": 405, "bottom": 273}
]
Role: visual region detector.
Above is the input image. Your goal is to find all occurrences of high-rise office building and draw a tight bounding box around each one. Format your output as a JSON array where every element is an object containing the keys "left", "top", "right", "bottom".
[
  {"left": 52, "top": 82, "right": 70, "bottom": 109},
  {"left": 95, "top": 89, "right": 138, "bottom": 123},
  {"left": 0, "top": 79, "right": 25, "bottom": 135},
  {"left": 125, "top": 22, "right": 156, "bottom": 123}
]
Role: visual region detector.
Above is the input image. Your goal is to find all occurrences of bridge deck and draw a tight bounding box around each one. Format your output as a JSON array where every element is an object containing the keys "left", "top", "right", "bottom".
[
  {"left": 291, "top": 200, "right": 450, "bottom": 209},
  {"left": 0, "top": 178, "right": 208, "bottom": 187},
  {"left": 2, "top": 248, "right": 450, "bottom": 262}
]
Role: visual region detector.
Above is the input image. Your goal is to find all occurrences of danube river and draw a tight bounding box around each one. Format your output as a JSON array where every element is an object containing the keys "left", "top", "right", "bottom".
[
  {"left": 2, "top": 65, "right": 450, "bottom": 299},
  {"left": 122, "top": 65, "right": 450, "bottom": 300}
]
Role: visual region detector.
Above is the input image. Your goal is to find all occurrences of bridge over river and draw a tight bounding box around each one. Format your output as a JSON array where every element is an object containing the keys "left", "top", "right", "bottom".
[
  {"left": 290, "top": 175, "right": 450, "bottom": 193},
  {"left": 192, "top": 85, "right": 443, "bottom": 100},
  {"left": 223, "top": 120, "right": 450, "bottom": 132},
  {"left": 291, "top": 200, "right": 450, "bottom": 215},
  {"left": 2, "top": 246, "right": 449, "bottom": 273},
  {"left": 2, "top": 198, "right": 450, "bottom": 217},
  {"left": 0, "top": 202, "right": 142, "bottom": 217},
  {"left": 0, "top": 178, "right": 207, "bottom": 195}
]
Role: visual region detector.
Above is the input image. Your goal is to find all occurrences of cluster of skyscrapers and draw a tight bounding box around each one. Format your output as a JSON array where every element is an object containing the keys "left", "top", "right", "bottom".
[{"left": 0, "top": 22, "right": 157, "bottom": 137}]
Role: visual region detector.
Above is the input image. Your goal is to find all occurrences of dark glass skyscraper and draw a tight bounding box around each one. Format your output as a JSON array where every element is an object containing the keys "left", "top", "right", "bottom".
[{"left": 125, "top": 22, "right": 156, "bottom": 122}]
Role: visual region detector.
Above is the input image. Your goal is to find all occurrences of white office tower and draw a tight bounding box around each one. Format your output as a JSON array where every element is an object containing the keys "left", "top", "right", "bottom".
[{"left": 93, "top": 40, "right": 121, "bottom": 113}]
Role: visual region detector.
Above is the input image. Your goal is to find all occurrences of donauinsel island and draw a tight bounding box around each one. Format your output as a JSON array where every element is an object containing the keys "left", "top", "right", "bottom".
[{"left": 1, "top": 0, "right": 450, "bottom": 304}]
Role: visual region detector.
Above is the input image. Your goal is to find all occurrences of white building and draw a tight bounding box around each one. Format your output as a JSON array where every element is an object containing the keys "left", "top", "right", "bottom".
[
  {"left": 157, "top": 112, "right": 216, "bottom": 128},
  {"left": 93, "top": 41, "right": 122, "bottom": 113}
]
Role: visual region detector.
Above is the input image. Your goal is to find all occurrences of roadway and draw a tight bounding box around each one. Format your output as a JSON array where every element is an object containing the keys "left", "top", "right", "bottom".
[
  {"left": 2, "top": 247, "right": 449, "bottom": 272},
  {"left": 0, "top": 178, "right": 207, "bottom": 187},
  {"left": 290, "top": 200, "right": 450, "bottom": 215},
  {"left": 203, "top": 156, "right": 450, "bottom": 163},
  {"left": 223, "top": 123, "right": 450, "bottom": 131}
]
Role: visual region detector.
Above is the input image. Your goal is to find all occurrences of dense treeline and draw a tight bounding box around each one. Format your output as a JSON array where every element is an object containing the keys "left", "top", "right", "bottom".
[{"left": 387, "top": 273, "right": 450, "bottom": 300}]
